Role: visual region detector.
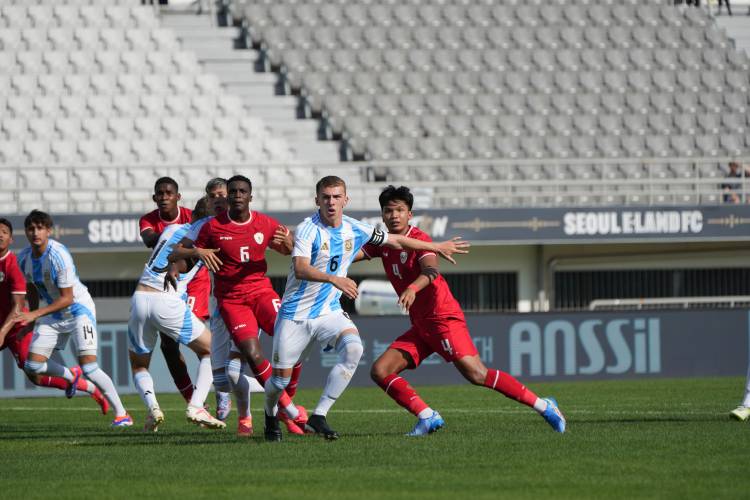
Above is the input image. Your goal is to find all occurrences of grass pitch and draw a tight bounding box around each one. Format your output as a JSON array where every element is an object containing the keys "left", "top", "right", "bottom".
[{"left": 1, "top": 377, "right": 748, "bottom": 499}]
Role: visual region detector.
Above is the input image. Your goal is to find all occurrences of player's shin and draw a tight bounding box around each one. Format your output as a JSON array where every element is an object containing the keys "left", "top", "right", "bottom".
[
  {"left": 378, "top": 374, "right": 431, "bottom": 417},
  {"left": 36, "top": 376, "right": 71, "bottom": 391},
  {"left": 313, "top": 335, "right": 363, "bottom": 417},
  {"left": 226, "top": 358, "right": 251, "bottom": 418},
  {"left": 264, "top": 375, "right": 289, "bottom": 417},
  {"left": 287, "top": 362, "right": 303, "bottom": 398},
  {"left": 133, "top": 371, "right": 159, "bottom": 410},
  {"left": 189, "top": 356, "right": 213, "bottom": 408},
  {"left": 25, "top": 358, "right": 74, "bottom": 381},
  {"left": 82, "top": 362, "right": 127, "bottom": 417},
  {"left": 483, "top": 368, "right": 542, "bottom": 411}
]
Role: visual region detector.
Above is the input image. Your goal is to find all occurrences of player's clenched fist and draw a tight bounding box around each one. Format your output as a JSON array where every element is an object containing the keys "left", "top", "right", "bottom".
[{"left": 330, "top": 276, "right": 358, "bottom": 299}]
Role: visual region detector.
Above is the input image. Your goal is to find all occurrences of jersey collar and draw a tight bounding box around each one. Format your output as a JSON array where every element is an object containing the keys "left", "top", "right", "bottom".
[{"left": 228, "top": 211, "right": 254, "bottom": 226}]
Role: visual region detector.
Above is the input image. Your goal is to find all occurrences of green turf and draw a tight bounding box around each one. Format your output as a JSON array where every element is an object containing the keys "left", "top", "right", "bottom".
[{"left": 1, "top": 377, "right": 748, "bottom": 499}]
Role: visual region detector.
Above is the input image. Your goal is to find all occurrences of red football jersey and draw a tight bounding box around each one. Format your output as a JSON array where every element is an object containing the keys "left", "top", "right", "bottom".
[
  {"left": 139, "top": 207, "right": 193, "bottom": 236},
  {"left": 186, "top": 266, "right": 210, "bottom": 321},
  {"left": 362, "top": 226, "right": 464, "bottom": 323},
  {"left": 0, "top": 251, "right": 27, "bottom": 320},
  {"left": 194, "top": 211, "right": 285, "bottom": 300}
]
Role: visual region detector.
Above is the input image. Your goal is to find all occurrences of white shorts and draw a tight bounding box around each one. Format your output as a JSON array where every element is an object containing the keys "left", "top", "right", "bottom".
[
  {"left": 272, "top": 310, "right": 358, "bottom": 369},
  {"left": 128, "top": 291, "right": 205, "bottom": 355},
  {"left": 30, "top": 310, "right": 98, "bottom": 358},
  {"left": 209, "top": 311, "right": 240, "bottom": 371}
]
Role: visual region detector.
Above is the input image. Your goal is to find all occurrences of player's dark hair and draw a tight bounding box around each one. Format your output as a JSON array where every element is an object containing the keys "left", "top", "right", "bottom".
[
  {"left": 154, "top": 176, "right": 179, "bottom": 193},
  {"left": 205, "top": 177, "right": 226, "bottom": 193},
  {"left": 378, "top": 185, "right": 414, "bottom": 210},
  {"left": 227, "top": 175, "right": 252, "bottom": 193},
  {"left": 192, "top": 197, "right": 210, "bottom": 222},
  {"left": 24, "top": 210, "right": 53, "bottom": 229},
  {"left": 316, "top": 175, "right": 346, "bottom": 194},
  {"left": 0, "top": 217, "right": 12, "bottom": 234}
]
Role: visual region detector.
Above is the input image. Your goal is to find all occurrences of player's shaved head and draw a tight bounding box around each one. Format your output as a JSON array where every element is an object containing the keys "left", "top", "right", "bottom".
[
  {"left": 316, "top": 176, "right": 346, "bottom": 194},
  {"left": 227, "top": 175, "right": 252, "bottom": 193},
  {"left": 0, "top": 217, "right": 12, "bottom": 234},
  {"left": 379, "top": 185, "right": 414, "bottom": 210},
  {"left": 24, "top": 209, "right": 53, "bottom": 229},
  {"left": 154, "top": 176, "right": 179, "bottom": 193}
]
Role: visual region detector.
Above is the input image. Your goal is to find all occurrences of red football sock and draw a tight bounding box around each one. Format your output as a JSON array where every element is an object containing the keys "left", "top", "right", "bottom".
[
  {"left": 38, "top": 376, "right": 69, "bottom": 391},
  {"left": 175, "top": 374, "right": 194, "bottom": 402},
  {"left": 484, "top": 369, "right": 538, "bottom": 407},
  {"left": 252, "top": 359, "right": 294, "bottom": 409},
  {"left": 377, "top": 374, "right": 429, "bottom": 417},
  {"left": 286, "top": 362, "right": 303, "bottom": 399}
]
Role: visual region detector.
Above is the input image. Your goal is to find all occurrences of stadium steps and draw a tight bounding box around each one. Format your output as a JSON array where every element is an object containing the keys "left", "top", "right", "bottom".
[
  {"left": 716, "top": 14, "right": 750, "bottom": 55},
  {"left": 159, "top": 8, "right": 341, "bottom": 163}
]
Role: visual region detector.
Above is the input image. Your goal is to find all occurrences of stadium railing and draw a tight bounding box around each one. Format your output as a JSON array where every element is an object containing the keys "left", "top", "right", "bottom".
[{"left": 589, "top": 295, "right": 750, "bottom": 311}]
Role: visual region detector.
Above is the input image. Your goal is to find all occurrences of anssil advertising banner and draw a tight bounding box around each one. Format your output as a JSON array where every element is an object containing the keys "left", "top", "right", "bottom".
[
  {"left": 2, "top": 310, "right": 747, "bottom": 397},
  {"left": 6, "top": 205, "right": 750, "bottom": 250}
]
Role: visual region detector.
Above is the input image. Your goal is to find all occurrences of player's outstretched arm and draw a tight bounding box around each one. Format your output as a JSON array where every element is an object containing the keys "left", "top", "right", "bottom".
[
  {"left": 0, "top": 294, "right": 25, "bottom": 345},
  {"left": 170, "top": 242, "right": 222, "bottom": 272},
  {"left": 293, "top": 256, "right": 359, "bottom": 299},
  {"left": 270, "top": 226, "right": 293, "bottom": 256},
  {"left": 385, "top": 235, "right": 469, "bottom": 264},
  {"left": 14, "top": 286, "right": 73, "bottom": 325}
]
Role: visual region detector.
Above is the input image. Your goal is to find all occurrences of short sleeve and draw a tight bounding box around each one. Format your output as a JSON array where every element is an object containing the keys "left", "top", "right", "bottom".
[
  {"left": 139, "top": 213, "right": 155, "bottom": 233},
  {"left": 292, "top": 223, "right": 316, "bottom": 259},
  {"left": 194, "top": 221, "right": 212, "bottom": 249},
  {"left": 354, "top": 219, "right": 388, "bottom": 249},
  {"left": 186, "top": 217, "right": 210, "bottom": 242},
  {"left": 413, "top": 231, "right": 436, "bottom": 260},
  {"left": 7, "top": 255, "right": 26, "bottom": 294},
  {"left": 52, "top": 250, "right": 76, "bottom": 289}
]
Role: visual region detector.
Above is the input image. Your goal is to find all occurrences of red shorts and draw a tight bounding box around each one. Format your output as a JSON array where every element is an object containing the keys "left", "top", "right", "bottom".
[
  {"left": 389, "top": 316, "right": 478, "bottom": 366},
  {"left": 1, "top": 323, "right": 33, "bottom": 369},
  {"left": 217, "top": 288, "right": 280, "bottom": 344}
]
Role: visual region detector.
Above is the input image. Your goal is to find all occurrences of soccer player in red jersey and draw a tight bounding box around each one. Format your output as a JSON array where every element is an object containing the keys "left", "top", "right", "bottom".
[
  {"left": 361, "top": 186, "right": 566, "bottom": 435},
  {"left": 177, "top": 175, "right": 307, "bottom": 434},
  {"left": 138, "top": 176, "right": 195, "bottom": 403},
  {"left": 0, "top": 217, "right": 108, "bottom": 413}
]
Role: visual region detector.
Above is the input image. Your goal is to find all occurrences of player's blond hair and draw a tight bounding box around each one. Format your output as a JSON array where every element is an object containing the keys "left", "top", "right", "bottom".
[{"left": 316, "top": 176, "right": 346, "bottom": 194}]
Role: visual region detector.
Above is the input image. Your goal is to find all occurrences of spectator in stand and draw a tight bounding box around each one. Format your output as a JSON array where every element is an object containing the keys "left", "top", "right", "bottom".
[{"left": 721, "top": 161, "right": 749, "bottom": 204}]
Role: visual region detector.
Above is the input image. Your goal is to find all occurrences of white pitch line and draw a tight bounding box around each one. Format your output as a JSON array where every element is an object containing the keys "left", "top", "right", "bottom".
[{"left": 0, "top": 406, "right": 723, "bottom": 415}]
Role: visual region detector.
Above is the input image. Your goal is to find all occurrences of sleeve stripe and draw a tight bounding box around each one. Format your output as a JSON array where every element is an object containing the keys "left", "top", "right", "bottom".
[
  {"left": 361, "top": 246, "right": 372, "bottom": 258},
  {"left": 417, "top": 252, "right": 436, "bottom": 260}
]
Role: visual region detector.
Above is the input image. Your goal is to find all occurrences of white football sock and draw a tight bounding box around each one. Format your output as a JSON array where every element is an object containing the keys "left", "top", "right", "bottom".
[
  {"left": 133, "top": 371, "right": 159, "bottom": 410},
  {"left": 417, "top": 408, "right": 434, "bottom": 419},
  {"left": 82, "top": 362, "right": 126, "bottom": 417},
  {"left": 189, "top": 356, "right": 212, "bottom": 408},
  {"left": 264, "top": 375, "right": 288, "bottom": 417},
  {"left": 533, "top": 398, "right": 549, "bottom": 413},
  {"left": 45, "top": 359, "right": 74, "bottom": 381},
  {"left": 742, "top": 364, "right": 750, "bottom": 407},
  {"left": 226, "top": 358, "right": 252, "bottom": 418},
  {"left": 313, "top": 335, "right": 363, "bottom": 417}
]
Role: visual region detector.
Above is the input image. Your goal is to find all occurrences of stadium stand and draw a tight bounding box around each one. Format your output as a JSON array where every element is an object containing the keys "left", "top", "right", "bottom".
[{"left": 1, "top": 0, "right": 749, "bottom": 211}]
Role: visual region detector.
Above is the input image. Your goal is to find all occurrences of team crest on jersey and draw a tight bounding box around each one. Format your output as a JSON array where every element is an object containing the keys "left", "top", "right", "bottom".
[
  {"left": 321, "top": 242, "right": 329, "bottom": 251},
  {"left": 400, "top": 251, "right": 408, "bottom": 264},
  {"left": 383, "top": 251, "right": 388, "bottom": 257},
  {"left": 345, "top": 239, "right": 353, "bottom": 251},
  {"left": 0, "top": 271, "right": 4, "bottom": 282},
  {"left": 254, "top": 232, "right": 264, "bottom": 244}
]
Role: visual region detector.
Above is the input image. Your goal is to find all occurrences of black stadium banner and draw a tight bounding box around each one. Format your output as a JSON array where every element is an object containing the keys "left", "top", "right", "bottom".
[
  {"left": 5, "top": 205, "right": 750, "bottom": 251},
  {"left": 2, "top": 309, "right": 748, "bottom": 396}
]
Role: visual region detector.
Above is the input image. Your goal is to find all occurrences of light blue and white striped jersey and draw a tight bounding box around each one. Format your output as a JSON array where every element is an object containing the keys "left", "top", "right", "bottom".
[
  {"left": 138, "top": 223, "right": 203, "bottom": 297},
  {"left": 279, "top": 212, "right": 387, "bottom": 320},
  {"left": 17, "top": 239, "right": 95, "bottom": 324}
]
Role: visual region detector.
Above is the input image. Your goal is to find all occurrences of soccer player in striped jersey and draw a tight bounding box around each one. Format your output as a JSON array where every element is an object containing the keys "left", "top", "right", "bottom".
[
  {"left": 15, "top": 210, "right": 131, "bottom": 428},
  {"left": 139, "top": 176, "right": 195, "bottom": 404},
  {"left": 128, "top": 202, "right": 225, "bottom": 432},
  {"left": 0, "top": 217, "right": 108, "bottom": 412},
  {"left": 360, "top": 186, "right": 566, "bottom": 435},
  {"left": 263, "top": 176, "right": 468, "bottom": 441}
]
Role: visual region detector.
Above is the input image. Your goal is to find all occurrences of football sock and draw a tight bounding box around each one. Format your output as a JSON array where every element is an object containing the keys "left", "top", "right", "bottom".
[
  {"left": 483, "top": 368, "right": 539, "bottom": 409},
  {"left": 175, "top": 374, "right": 194, "bottom": 403},
  {"left": 82, "top": 362, "right": 126, "bottom": 417},
  {"left": 417, "top": 408, "right": 434, "bottom": 419},
  {"left": 252, "top": 358, "right": 296, "bottom": 414},
  {"left": 314, "top": 335, "right": 363, "bottom": 416},
  {"left": 226, "top": 358, "right": 252, "bottom": 419},
  {"left": 742, "top": 364, "right": 750, "bottom": 407},
  {"left": 286, "top": 362, "right": 303, "bottom": 398},
  {"left": 43, "top": 359, "right": 74, "bottom": 381},
  {"left": 189, "top": 356, "right": 213, "bottom": 408},
  {"left": 213, "top": 369, "right": 231, "bottom": 393},
  {"left": 133, "top": 371, "right": 159, "bottom": 410},
  {"left": 377, "top": 373, "right": 430, "bottom": 417},
  {"left": 37, "top": 376, "right": 69, "bottom": 391},
  {"left": 264, "top": 375, "right": 289, "bottom": 417}
]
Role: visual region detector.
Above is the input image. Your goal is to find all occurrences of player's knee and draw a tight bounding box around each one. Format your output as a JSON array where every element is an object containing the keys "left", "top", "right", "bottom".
[
  {"left": 81, "top": 362, "right": 99, "bottom": 376},
  {"left": 460, "top": 365, "right": 487, "bottom": 385},
  {"left": 370, "top": 362, "right": 389, "bottom": 384},
  {"left": 23, "top": 359, "right": 45, "bottom": 376},
  {"left": 225, "top": 358, "right": 242, "bottom": 386},
  {"left": 337, "top": 335, "right": 363, "bottom": 372}
]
